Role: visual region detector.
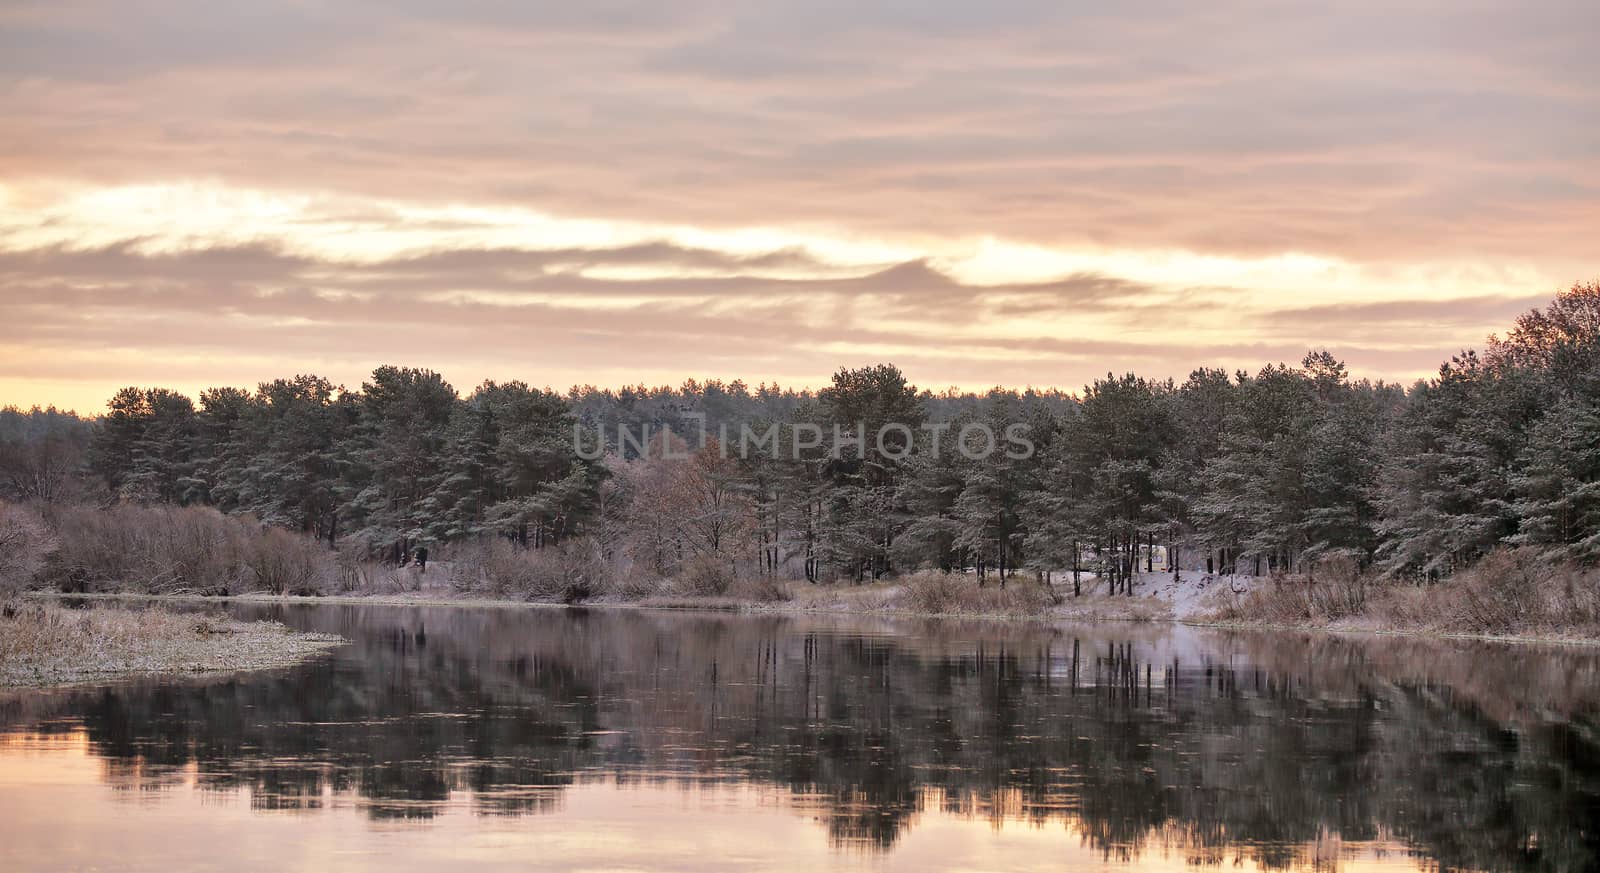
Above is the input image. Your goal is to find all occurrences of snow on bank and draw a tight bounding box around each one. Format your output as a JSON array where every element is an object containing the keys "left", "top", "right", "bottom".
[
  {"left": 1143, "top": 570, "right": 1260, "bottom": 619},
  {"left": 1046, "top": 569, "right": 1259, "bottom": 620}
]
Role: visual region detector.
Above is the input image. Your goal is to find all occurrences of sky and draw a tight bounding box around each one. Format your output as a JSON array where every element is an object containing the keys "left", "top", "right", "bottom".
[{"left": 1, "top": 0, "right": 1596, "bottom": 413}]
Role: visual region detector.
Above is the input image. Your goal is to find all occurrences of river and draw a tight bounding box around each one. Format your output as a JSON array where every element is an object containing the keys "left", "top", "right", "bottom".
[{"left": 2, "top": 603, "right": 1597, "bottom": 871}]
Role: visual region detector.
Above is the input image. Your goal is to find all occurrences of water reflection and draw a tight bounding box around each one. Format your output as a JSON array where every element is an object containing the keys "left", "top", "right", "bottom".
[{"left": 2, "top": 604, "right": 1598, "bottom": 871}]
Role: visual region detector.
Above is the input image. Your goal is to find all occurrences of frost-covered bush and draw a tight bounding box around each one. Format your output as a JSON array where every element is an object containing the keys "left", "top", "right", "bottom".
[
  {"left": 244, "top": 527, "right": 330, "bottom": 595},
  {"left": 676, "top": 556, "right": 735, "bottom": 597},
  {"left": 41, "top": 503, "right": 331, "bottom": 594},
  {"left": 452, "top": 537, "right": 610, "bottom": 602},
  {"left": 0, "top": 501, "right": 55, "bottom": 601}
]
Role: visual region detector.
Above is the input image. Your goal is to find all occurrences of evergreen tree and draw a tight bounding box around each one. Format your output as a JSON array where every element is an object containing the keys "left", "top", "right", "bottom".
[
  {"left": 340, "top": 366, "right": 458, "bottom": 554},
  {"left": 92, "top": 387, "right": 199, "bottom": 504},
  {"left": 31, "top": 278, "right": 1600, "bottom": 595},
  {"left": 1376, "top": 352, "right": 1532, "bottom": 575},
  {"left": 1156, "top": 368, "right": 1234, "bottom": 574},
  {"left": 1510, "top": 400, "right": 1600, "bottom": 562},
  {"left": 1066, "top": 374, "right": 1174, "bottom": 592},
  {"left": 951, "top": 392, "right": 1039, "bottom": 585},
  {"left": 817, "top": 364, "right": 923, "bottom": 580},
  {"left": 212, "top": 375, "right": 351, "bottom": 542},
  {"left": 897, "top": 437, "right": 968, "bottom": 573}
]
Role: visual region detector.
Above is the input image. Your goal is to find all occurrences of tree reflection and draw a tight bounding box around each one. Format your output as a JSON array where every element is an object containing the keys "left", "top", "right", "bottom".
[{"left": 3, "top": 605, "right": 1597, "bottom": 871}]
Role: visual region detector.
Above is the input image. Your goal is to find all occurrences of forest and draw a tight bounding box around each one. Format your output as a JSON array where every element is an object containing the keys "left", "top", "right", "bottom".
[{"left": 2, "top": 282, "right": 1598, "bottom": 615}]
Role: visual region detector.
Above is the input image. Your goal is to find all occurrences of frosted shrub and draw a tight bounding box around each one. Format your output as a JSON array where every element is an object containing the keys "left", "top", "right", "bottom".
[
  {"left": 462, "top": 537, "right": 610, "bottom": 602},
  {"left": 335, "top": 541, "right": 377, "bottom": 593},
  {"left": 1302, "top": 555, "right": 1369, "bottom": 621},
  {"left": 0, "top": 502, "right": 55, "bottom": 602},
  {"left": 41, "top": 504, "right": 331, "bottom": 595},
  {"left": 44, "top": 504, "right": 248, "bottom": 593},
  {"left": 677, "top": 556, "right": 735, "bottom": 596},
  {"left": 244, "top": 527, "right": 330, "bottom": 595}
]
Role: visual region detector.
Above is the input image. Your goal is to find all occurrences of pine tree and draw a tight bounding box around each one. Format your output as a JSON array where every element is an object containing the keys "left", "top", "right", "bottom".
[
  {"left": 1511, "top": 400, "right": 1600, "bottom": 562},
  {"left": 211, "top": 375, "right": 351, "bottom": 542},
  {"left": 950, "top": 392, "right": 1041, "bottom": 585},
  {"left": 1023, "top": 406, "right": 1091, "bottom": 595},
  {"left": 1065, "top": 374, "right": 1174, "bottom": 592},
  {"left": 897, "top": 439, "right": 967, "bottom": 573},
  {"left": 1156, "top": 368, "right": 1234, "bottom": 574},
  {"left": 92, "top": 387, "right": 199, "bottom": 504},
  {"left": 31, "top": 283, "right": 1600, "bottom": 597},
  {"left": 1300, "top": 378, "right": 1390, "bottom": 564},
  {"left": 339, "top": 367, "right": 458, "bottom": 554},
  {"left": 817, "top": 364, "right": 923, "bottom": 580},
  {"left": 189, "top": 386, "right": 251, "bottom": 509}
]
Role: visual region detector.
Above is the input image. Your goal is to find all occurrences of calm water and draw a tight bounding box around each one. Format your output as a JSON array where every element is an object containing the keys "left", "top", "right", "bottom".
[{"left": 2, "top": 605, "right": 1598, "bottom": 872}]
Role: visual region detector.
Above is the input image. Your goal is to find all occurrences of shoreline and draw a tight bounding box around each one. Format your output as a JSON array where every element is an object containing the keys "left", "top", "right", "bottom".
[
  {"left": 30, "top": 590, "right": 1600, "bottom": 650},
  {"left": 1, "top": 600, "right": 347, "bottom": 689}
]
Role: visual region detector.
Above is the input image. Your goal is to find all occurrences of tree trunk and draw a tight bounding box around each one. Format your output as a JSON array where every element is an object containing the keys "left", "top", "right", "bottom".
[
  {"left": 1108, "top": 533, "right": 1118, "bottom": 595},
  {"left": 1126, "top": 529, "right": 1136, "bottom": 597}
]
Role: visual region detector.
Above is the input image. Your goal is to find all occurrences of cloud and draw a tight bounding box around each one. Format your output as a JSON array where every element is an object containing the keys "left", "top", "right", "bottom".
[
  {"left": 0, "top": 241, "right": 1169, "bottom": 317},
  {"left": 0, "top": 0, "right": 1595, "bottom": 263},
  {"left": 0, "top": 239, "right": 832, "bottom": 285},
  {"left": 0, "top": 238, "right": 1562, "bottom": 411},
  {"left": 0, "top": 1, "right": 1592, "bottom": 409},
  {"left": 1257, "top": 295, "right": 1554, "bottom": 330}
]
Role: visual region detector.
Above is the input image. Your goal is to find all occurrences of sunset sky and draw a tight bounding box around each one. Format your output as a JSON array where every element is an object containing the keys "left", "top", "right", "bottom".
[{"left": 1, "top": 0, "right": 1595, "bottom": 412}]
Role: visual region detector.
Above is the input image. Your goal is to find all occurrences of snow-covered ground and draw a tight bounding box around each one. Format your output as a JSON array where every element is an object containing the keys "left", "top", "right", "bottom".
[
  {"left": 1050, "top": 569, "right": 1260, "bottom": 619},
  {"left": 1142, "top": 570, "right": 1260, "bottom": 618}
]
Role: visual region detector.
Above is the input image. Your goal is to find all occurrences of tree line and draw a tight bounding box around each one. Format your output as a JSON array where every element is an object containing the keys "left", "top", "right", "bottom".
[{"left": 3, "top": 281, "right": 1597, "bottom": 589}]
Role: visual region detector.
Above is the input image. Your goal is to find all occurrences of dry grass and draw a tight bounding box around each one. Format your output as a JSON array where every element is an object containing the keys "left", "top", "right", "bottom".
[
  {"left": 732, "top": 576, "right": 794, "bottom": 603},
  {"left": 1208, "top": 549, "right": 1600, "bottom": 638},
  {"left": 628, "top": 573, "right": 794, "bottom": 610},
  {"left": 0, "top": 601, "right": 345, "bottom": 687},
  {"left": 641, "top": 571, "right": 1169, "bottom": 622},
  {"left": 772, "top": 578, "right": 898, "bottom": 613},
  {"left": 890, "top": 571, "right": 1058, "bottom": 618},
  {"left": 635, "top": 594, "right": 747, "bottom": 611}
]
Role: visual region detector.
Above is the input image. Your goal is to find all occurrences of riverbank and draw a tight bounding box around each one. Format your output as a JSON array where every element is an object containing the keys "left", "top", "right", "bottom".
[
  {"left": 0, "top": 601, "right": 346, "bottom": 688},
  {"left": 31, "top": 576, "right": 1600, "bottom": 650},
  {"left": 15, "top": 500, "right": 1596, "bottom": 648}
]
